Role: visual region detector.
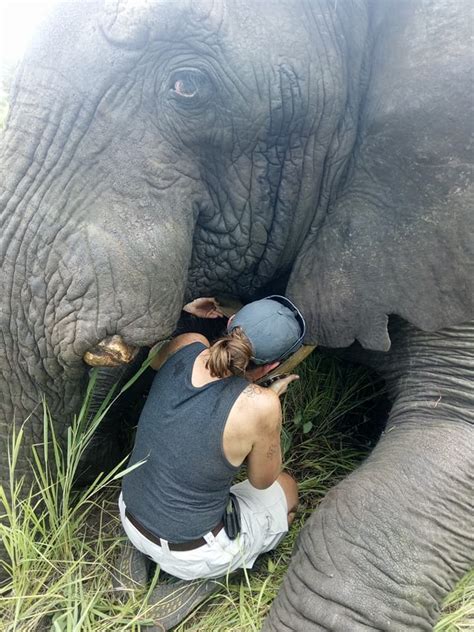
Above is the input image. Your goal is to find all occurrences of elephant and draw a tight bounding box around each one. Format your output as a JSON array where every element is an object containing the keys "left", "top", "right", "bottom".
[{"left": 0, "top": 0, "right": 473, "bottom": 629}]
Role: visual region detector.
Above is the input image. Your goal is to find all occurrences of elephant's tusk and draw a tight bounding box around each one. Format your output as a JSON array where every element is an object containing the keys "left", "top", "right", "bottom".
[
  {"left": 275, "top": 344, "right": 317, "bottom": 374},
  {"left": 83, "top": 335, "right": 139, "bottom": 367},
  {"left": 257, "top": 344, "right": 317, "bottom": 385}
]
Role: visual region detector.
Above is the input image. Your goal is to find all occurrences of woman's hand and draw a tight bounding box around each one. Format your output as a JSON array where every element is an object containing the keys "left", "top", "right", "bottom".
[
  {"left": 267, "top": 374, "right": 299, "bottom": 397},
  {"left": 183, "top": 297, "right": 224, "bottom": 319}
]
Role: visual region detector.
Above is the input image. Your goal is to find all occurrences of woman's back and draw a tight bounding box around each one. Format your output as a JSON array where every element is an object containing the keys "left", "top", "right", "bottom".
[{"left": 122, "top": 342, "right": 248, "bottom": 541}]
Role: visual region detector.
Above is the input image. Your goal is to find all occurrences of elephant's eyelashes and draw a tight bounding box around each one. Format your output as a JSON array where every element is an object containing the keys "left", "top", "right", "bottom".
[{"left": 168, "top": 69, "right": 213, "bottom": 107}]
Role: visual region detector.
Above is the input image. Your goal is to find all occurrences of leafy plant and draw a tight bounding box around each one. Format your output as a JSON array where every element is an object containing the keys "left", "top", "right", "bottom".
[{"left": 0, "top": 363, "right": 157, "bottom": 631}]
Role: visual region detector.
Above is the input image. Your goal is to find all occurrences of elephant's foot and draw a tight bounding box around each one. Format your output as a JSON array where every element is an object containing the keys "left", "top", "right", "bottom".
[
  {"left": 145, "top": 576, "right": 221, "bottom": 631},
  {"left": 111, "top": 540, "right": 151, "bottom": 595}
]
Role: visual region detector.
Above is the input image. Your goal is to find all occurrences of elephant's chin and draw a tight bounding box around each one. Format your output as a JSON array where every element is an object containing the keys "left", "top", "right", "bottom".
[{"left": 83, "top": 335, "right": 140, "bottom": 368}]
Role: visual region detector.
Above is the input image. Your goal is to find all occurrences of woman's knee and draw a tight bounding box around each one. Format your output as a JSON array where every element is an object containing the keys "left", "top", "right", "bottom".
[{"left": 277, "top": 471, "right": 299, "bottom": 513}]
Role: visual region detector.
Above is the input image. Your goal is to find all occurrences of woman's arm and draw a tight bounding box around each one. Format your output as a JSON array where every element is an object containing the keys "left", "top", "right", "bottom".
[{"left": 246, "top": 391, "right": 283, "bottom": 489}]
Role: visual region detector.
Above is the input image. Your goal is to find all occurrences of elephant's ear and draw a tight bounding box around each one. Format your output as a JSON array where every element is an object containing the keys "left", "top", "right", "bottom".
[{"left": 287, "top": 0, "right": 473, "bottom": 351}]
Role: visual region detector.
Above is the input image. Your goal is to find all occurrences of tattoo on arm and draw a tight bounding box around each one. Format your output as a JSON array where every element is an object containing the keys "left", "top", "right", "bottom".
[
  {"left": 244, "top": 384, "right": 262, "bottom": 398},
  {"left": 266, "top": 443, "right": 278, "bottom": 459}
]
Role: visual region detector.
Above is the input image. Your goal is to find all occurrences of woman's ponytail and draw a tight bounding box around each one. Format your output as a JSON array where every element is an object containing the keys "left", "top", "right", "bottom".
[{"left": 206, "top": 327, "right": 253, "bottom": 378}]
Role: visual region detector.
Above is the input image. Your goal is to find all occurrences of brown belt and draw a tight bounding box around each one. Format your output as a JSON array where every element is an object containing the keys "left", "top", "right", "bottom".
[{"left": 125, "top": 508, "right": 224, "bottom": 552}]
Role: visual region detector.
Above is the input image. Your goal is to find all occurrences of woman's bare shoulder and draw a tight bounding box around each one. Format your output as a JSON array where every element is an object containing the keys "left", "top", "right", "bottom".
[
  {"left": 241, "top": 382, "right": 279, "bottom": 403},
  {"left": 173, "top": 332, "right": 209, "bottom": 348},
  {"left": 149, "top": 333, "right": 209, "bottom": 370},
  {"left": 224, "top": 384, "right": 280, "bottom": 466},
  {"left": 239, "top": 384, "right": 281, "bottom": 427}
]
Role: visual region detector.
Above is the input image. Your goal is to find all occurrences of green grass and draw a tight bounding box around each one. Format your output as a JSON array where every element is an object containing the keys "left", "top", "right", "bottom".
[
  {"left": 434, "top": 570, "right": 474, "bottom": 632},
  {"left": 0, "top": 353, "right": 472, "bottom": 631}
]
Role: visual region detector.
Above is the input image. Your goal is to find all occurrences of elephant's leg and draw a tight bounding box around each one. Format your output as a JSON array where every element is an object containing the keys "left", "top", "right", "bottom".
[
  {"left": 265, "top": 322, "right": 474, "bottom": 631},
  {"left": 265, "top": 420, "right": 473, "bottom": 631}
]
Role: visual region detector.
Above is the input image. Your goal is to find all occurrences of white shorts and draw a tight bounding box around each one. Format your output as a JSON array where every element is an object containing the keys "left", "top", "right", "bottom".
[{"left": 119, "top": 479, "right": 289, "bottom": 580}]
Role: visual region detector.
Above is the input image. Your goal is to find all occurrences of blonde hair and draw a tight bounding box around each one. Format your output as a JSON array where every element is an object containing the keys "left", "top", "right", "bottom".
[{"left": 206, "top": 327, "right": 253, "bottom": 378}]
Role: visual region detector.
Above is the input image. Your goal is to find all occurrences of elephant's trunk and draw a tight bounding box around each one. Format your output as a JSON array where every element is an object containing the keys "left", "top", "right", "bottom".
[
  {"left": 265, "top": 320, "right": 474, "bottom": 631},
  {"left": 75, "top": 349, "right": 151, "bottom": 486}
]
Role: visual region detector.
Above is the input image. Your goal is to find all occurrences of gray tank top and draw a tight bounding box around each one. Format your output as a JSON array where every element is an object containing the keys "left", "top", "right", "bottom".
[{"left": 122, "top": 342, "right": 249, "bottom": 541}]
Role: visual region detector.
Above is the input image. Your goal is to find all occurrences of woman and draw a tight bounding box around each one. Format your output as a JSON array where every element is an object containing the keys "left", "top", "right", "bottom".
[{"left": 119, "top": 295, "right": 304, "bottom": 580}]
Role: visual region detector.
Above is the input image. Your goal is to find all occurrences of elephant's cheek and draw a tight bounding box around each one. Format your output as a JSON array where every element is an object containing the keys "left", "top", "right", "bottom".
[{"left": 45, "top": 205, "right": 195, "bottom": 367}]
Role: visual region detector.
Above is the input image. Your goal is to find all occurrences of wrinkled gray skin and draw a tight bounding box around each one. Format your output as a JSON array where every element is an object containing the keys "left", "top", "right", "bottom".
[{"left": 0, "top": 0, "right": 473, "bottom": 629}]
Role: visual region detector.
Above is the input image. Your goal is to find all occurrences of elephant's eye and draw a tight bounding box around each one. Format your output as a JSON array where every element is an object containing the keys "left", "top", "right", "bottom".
[
  {"left": 173, "top": 78, "right": 197, "bottom": 98},
  {"left": 169, "top": 69, "right": 213, "bottom": 106}
]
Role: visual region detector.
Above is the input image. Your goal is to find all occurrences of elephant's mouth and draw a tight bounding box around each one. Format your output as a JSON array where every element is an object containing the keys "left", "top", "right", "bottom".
[
  {"left": 83, "top": 335, "right": 141, "bottom": 368},
  {"left": 81, "top": 296, "right": 243, "bottom": 368}
]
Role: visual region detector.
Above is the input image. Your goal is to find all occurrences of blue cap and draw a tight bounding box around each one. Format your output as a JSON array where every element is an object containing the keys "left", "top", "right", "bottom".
[{"left": 227, "top": 295, "right": 306, "bottom": 365}]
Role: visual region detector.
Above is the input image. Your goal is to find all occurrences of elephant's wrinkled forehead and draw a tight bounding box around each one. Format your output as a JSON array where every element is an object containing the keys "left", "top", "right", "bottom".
[
  {"left": 27, "top": 0, "right": 351, "bottom": 86},
  {"left": 99, "top": 0, "right": 311, "bottom": 57},
  {"left": 99, "top": 0, "right": 225, "bottom": 49}
]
